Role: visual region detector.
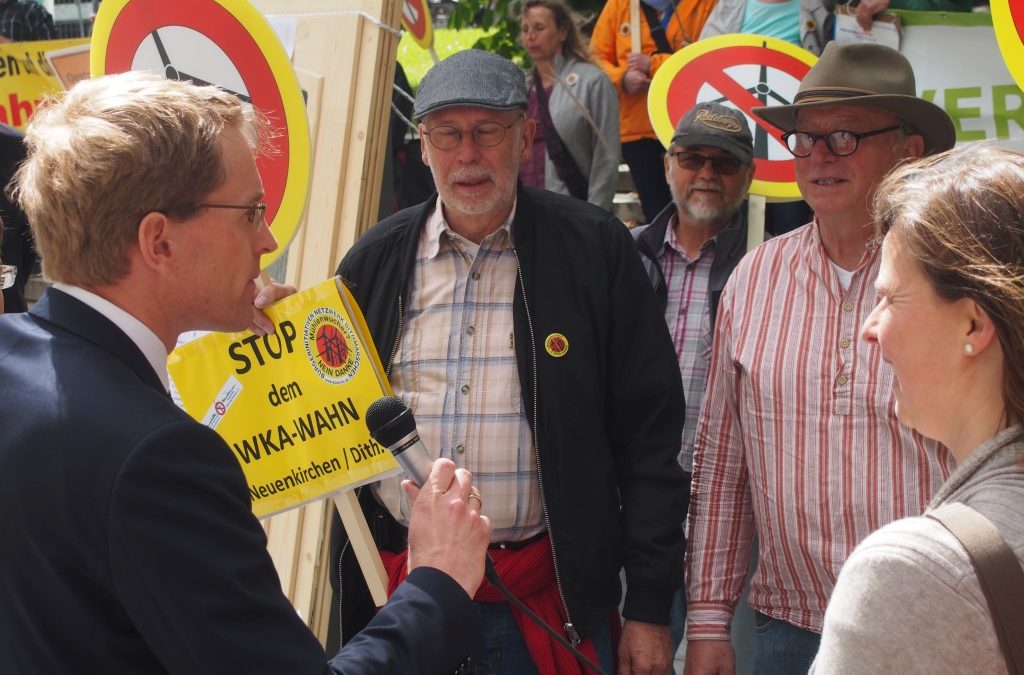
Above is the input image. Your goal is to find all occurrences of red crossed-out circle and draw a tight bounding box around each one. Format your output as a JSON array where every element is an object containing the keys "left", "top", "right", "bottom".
[
  {"left": 1012, "top": 0, "right": 1024, "bottom": 43},
  {"left": 403, "top": 0, "right": 429, "bottom": 41},
  {"left": 665, "top": 45, "right": 812, "bottom": 184},
  {"left": 100, "top": 0, "right": 288, "bottom": 228}
]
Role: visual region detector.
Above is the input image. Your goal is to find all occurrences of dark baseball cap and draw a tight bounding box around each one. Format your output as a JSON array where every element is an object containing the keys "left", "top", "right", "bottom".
[
  {"left": 413, "top": 49, "right": 528, "bottom": 120},
  {"left": 671, "top": 102, "right": 754, "bottom": 163}
]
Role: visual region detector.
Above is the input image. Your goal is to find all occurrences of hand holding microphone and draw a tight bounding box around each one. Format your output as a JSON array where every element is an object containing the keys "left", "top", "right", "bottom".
[
  {"left": 367, "top": 396, "right": 491, "bottom": 598},
  {"left": 401, "top": 459, "right": 491, "bottom": 598},
  {"left": 366, "top": 397, "right": 609, "bottom": 675}
]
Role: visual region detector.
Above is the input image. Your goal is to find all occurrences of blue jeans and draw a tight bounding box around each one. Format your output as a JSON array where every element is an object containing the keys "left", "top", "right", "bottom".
[
  {"left": 474, "top": 602, "right": 614, "bottom": 675},
  {"left": 750, "top": 612, "right": 821, "bottom": 675},
  {"left": 669, "top": 587, "right": 687, "bottom": 656}
]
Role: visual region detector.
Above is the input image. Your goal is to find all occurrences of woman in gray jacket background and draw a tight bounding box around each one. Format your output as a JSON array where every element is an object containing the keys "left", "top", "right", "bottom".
[{"left": 519, "top": 0, "right": 620, "bottom": 212}]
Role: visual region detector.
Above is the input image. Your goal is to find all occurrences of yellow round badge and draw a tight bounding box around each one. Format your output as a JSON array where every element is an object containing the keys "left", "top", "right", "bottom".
[{"left": 545, "top": 333, "right": 569, "bottom": 358}]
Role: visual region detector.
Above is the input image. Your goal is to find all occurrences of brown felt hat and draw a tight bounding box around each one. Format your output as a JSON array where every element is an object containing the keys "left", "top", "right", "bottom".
[{"left": 752, "top": 42, "right": 955, "bottom": 156}]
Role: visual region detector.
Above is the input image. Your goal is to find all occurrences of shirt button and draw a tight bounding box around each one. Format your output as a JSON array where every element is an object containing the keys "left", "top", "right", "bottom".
[
  {"left": 461, "top": 384, "right": 471, "bottom": 394},
  {"left": 456, "top": 443, "right": 465, "bottom": 454},
  {"left": 471, "top": 271, "right": 481, "bottom": 281},
  {"left": 842, "top": 301, "right": 854, "bottom": 312},
  {"left": 840, "top": 338, "right": 851, "bottom": 349},
  {"left": 467, "top": 325, "right": 476, "bottom": 336},
  {"left": 838, "top": 375, "right": 849, "bottom": 385}
]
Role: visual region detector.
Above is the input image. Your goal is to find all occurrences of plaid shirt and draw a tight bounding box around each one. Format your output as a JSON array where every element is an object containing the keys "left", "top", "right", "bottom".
[
  {"left": 687, "top": 221, "right": 954, "bottom": 638},
  {"left": 657, "top": 216, "right": 715, "bottom": 473},
  {"left": 0, "top": 0, "right": 55, "bottom": 42},
  {"left": 373, "top": 202, "right": 546, "bottom": 542}
]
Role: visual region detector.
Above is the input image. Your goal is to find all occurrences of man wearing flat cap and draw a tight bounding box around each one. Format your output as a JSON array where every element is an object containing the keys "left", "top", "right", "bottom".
[
  {"left": 336, "top": 49, "right": 687, "bottom": 675},
  {"left": 684, "top": 43, "right": 957, "bottom": 674}
]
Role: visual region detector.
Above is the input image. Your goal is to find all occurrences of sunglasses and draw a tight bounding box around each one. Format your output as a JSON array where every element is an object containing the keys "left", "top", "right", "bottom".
[{"left": 668, "top": 151, "right": 744, "bottom": 176}]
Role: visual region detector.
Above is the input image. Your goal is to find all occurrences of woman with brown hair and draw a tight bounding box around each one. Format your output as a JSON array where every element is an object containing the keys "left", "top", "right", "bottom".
[
  {"left": 813, "top": 144, "right": 1024, "bottom": 673},
  {"left": 519, "top": 0, "right": 620, "bottom": 211}
]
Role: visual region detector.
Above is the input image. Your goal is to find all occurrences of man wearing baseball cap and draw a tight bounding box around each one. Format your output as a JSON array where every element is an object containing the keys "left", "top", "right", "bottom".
[
  {"left": 630, "top": 100, "right": 756, "bottom": 658},
  {"left": 685, "top": 43, "right": 957, "bottom": 674},
  {"left": 335, "top": 50, "right": 687, "bottom": 675}
]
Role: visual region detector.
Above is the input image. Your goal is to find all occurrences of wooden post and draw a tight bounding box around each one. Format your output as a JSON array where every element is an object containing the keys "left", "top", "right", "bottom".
[
  {"left": 250, "top": 0, "right": 402, "bottom": 644},
  {"left": 629, "top": 0, "right": 641, "bottom": 54},
  {"left": 746, "top": 194, "right": 766, "bottom": 252}
]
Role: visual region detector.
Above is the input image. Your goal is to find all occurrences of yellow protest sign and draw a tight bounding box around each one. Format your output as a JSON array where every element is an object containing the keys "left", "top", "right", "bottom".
[
  {"left": 0, "top": 38, "right": 89, "bottom": 129},
  {"left": 992, "top": 0, "right": 1024, "bottom": 93},
  {"left": 91, "top": 0, "right": 311, "bottom": 272},
  {"left": 401, "top": 0, "right": 435, "bottom": 50},
  {"left": 647, "top": 34, "right": 817, "bottom": 202},
  {"left": 169, "top": 278, "right": 401, "bottom": 518}
]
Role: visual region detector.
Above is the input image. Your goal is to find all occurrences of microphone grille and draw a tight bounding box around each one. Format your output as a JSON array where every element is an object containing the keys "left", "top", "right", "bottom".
[{"left": 365, "top": 396, "right": 411, "bottom": 438}]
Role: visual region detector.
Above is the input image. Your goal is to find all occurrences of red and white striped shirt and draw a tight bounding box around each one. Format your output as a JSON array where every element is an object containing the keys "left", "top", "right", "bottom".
[{"left": 686, "top": 221, "right": 955, "bottom": 638}]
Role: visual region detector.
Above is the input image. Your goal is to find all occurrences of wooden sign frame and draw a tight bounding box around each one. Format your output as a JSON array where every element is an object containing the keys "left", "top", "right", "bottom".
[{"left": 251, "top": 0, "right": 402, "bottom": 644}]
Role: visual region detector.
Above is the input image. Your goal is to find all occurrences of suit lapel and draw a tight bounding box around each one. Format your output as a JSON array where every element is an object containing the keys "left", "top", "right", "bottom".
[{"left": 29, "top": 288, "right": 166, "bottom": 393}]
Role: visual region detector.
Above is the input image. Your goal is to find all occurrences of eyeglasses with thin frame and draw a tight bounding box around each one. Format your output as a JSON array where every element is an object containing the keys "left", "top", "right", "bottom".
[
  {"left": 0, "top": 264, "right": 15, "bottom": 290},
  {"left": 195, "top": 202, "right": 268, "bottom": 228},
  {"left": 423, "top": 116, "right": 525, "bottom": 151},
  {"left": 668, "top": 151, "right": 744, "bottom": 176},
  {"left": 781, "top": 125, "right": 904, "bottom": 158}
]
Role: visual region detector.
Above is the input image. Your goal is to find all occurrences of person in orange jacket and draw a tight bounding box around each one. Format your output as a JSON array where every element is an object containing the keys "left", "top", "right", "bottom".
[{"left": 590, "top": 0, "right": 715, "bottom": 223}]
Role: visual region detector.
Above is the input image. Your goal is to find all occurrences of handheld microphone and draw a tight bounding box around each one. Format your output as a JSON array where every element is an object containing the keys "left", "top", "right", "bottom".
[
  {"left": 363, "top": 395, "right": 608, "bottom": 675},
  {"left": 365, "top": 396, "right": 434, "bottom": 486}
]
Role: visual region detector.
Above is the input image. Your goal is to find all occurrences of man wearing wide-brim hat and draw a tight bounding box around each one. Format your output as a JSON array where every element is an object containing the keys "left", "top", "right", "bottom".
[{"left": 684, "top": 42, "right": 957, "bottom": 675}]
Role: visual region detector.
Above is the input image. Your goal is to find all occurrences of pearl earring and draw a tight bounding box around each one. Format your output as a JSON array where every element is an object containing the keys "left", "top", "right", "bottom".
[{"left": 964, "top": 343, "right": 974, "bottom": 355}]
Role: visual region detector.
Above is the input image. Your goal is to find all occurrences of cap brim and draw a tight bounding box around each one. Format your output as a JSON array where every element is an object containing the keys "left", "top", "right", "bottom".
[
  {"left": 752, "top": 95, "right": 956, "bottom": 155},
  {"left": 671, "top": 132, "right": 753, "bottom": 162}
]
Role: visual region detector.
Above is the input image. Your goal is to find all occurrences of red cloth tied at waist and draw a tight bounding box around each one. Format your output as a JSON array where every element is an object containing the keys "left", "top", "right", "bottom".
[{"left": 380, "top": 534, "right": 618, "bottom": 675}]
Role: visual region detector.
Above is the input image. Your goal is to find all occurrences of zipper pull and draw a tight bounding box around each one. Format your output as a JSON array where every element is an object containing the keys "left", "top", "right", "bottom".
[{"left": 564, "top": 622, "right": 581, "bottom": 647}]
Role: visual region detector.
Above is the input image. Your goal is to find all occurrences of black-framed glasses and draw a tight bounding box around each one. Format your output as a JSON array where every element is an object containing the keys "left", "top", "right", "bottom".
[
  {"left": 196, "top": 202, "right": 268, "bottom": 227},
  {"left": 781, "top": 125, "right": 904, "bottom": 158},
  {"left": 423, "top": 116, "right": 524, "bottom": 151},
  {"left": 668, "top": 151, "right": 744, "bottom": 176},
  {"left": 0, "top": 264, "right": 15, "bottom": 290}
]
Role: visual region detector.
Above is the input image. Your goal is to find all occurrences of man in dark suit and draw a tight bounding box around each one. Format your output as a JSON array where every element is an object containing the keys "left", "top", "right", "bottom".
[{"left": 0, "top": 71, "right": 490, "bottom": 674}]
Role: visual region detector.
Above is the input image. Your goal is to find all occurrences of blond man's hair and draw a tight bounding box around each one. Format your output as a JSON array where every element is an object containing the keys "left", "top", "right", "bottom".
[{"left": 11, "top": 71, "right": 264, "bottom": 286}]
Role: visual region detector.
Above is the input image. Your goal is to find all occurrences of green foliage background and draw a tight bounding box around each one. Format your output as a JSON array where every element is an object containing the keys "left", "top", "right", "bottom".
[
  {"left": 398, "top": 28, "right": 499, "bottom": 90},
  {"left": 398, "top": 0, "right": 604, "bottom": 82},
  {"left": 449, "top": 0, "right": 604, "bottom": 58}
]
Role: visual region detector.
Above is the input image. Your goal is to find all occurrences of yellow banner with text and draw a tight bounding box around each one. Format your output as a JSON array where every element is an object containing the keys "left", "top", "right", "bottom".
[
  {"left": 168, "top": 278, "right": 400, "bottom": 518},
  {"left": 0, "top": 38, "right": 89, "bottom": 129}
]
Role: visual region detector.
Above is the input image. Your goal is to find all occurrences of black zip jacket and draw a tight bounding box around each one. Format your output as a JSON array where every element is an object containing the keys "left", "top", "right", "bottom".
[{"left": 333, "top": 185, "right": 687, "bottom": 642}]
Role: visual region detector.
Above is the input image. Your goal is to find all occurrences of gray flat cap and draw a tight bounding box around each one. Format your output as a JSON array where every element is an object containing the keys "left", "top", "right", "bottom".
[{"left": 413, "top": 49, "right": 528, "bottom": 119}]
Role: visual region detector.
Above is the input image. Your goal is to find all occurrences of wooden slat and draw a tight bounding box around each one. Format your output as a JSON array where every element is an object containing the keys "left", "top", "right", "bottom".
[
  {"left": 629, "top": 0, "right": 641, "bottom": 54},
  {"left": 251, "top": 0, "right": 402, "bottom": 645}
]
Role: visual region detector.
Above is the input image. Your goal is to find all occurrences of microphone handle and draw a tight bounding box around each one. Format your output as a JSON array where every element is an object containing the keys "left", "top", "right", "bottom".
[{"left": 390, "top": 433, "right": 434, "bottom": 486}]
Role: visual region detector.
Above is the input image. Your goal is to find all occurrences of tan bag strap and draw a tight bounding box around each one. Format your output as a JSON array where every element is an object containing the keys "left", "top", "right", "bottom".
[{"left": 927, "top": 502, "right": 1024, "bottom": 674}]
